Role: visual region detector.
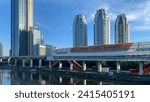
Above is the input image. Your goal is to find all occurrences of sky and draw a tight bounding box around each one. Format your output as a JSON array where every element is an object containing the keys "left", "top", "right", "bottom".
[{"left": 1, "top": 0, "right": 150, "bottom": 56}]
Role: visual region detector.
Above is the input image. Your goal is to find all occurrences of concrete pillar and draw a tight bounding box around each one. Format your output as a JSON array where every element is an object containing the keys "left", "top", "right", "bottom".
[
  {"left": 59, "top": 77, "right": 63, "bottom": 84},
  {"left": 98, "top": 61, "right": 102, "bottom": 72},
  {"left": 83, "top": 61, "right": 87, "bottom": 71},
  {"left": 49, "top": 61, "right": 52, "bottom": 69},
  {"left": 83, "top": 80, "right": 87, "bottom": 85},
  {"left": 139, "top": 62, "right": 144, "bottom": 75},
  {"left": 39, "top": 59, "right": 42, "bottom": 68},
  {"left": 116, "top": 62, "right": 121, "bottom": 73},
  {"left": 70, "top": 61, "right": 73, "bottom": 71},
  {"left": 22, "top": 59, "right": 25, "bottom": 67},
  {"left": 30, "top": 59, "right": 33, "bottom": 67},
  {"left": 59, "top": 61, "right": 62, "bottom": 70}
]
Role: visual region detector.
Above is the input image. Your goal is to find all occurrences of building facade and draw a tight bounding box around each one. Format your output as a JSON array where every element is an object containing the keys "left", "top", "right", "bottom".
[
  {"left": 94, "top": 9, "right": 110, "bottom": 45},
  {"left": 11, "top": 0, "right": 33, "bottom": 56},
  {"left": 33, "top": 26, "right": 44, "bottom": 56},
  {"left": 73, "top": 14, "right": 87, "bottom": 47},
  {"left": 0, "top": 42, "right": 3, "bottom": 56},
  {"left": 115, "top": 14, "right": 130, "bottom": 44}
]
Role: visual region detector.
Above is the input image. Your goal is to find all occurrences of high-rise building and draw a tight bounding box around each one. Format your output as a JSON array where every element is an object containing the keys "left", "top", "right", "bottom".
[
  {"left": 0, "top": 42, "right": 3, "bottom": 56},
  {"left": 115, "top": 14, "right": 130, "bottom": 44},
  {"left": 73, "top": 14, "right": 87, "bottom": 47},
  {"left": 33, "top": 26, "right": 44, "bottom": 56},
  {"left": 94, "top": 9, "right": 110, "bottom": 45},
  {"left": 11, "top": 0, "right": 33, "bottom": 56}
]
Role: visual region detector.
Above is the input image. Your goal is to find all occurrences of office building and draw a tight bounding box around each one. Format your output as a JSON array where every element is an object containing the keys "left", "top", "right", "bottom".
[
  {"left": 94, "top": 9, "right": 110, "bottom": 45},
  {"left": 33, "top": 26, "right": 44, "bottom": 56},
  {"left": 115, "top": 14, "right": 130, "bottom": 44},
  {"left": 0, "top": 42, "right": 3, "bottom": 56},
  {"left": 11, "top": 0, "right": 33, "bottom": 56},
  {"left": 73, "top": 14, "right": 87, "bottom": 47}
]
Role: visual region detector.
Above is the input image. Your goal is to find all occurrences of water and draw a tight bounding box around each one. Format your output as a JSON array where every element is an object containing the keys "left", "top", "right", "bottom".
[{"left": 0, "top": 68, "right": 149, "bottom": 85}]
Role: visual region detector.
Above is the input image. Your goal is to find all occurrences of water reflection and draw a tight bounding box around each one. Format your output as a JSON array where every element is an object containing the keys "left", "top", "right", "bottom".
[{"left": 0, "top": 69, "right": 148, "bottom": 85}]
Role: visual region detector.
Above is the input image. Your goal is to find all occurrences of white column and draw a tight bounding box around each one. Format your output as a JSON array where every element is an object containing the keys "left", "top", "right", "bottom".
[
  {"left": 83, "top": 61, "right": 87, "bottom": 71},
  {"left": 99, "top": 82, "right": 103, "bottom": 85},
  {"left": 30, "top": 59, "right": 33, "bottom": 67},
  {"left": 98, "top": 61, "right": 102, "bottom": 72},
  {"left": 59, "top": 61, "right": 62, "bottom": 70},
  {"left": 70, "top": 61, "right": 73, "bottom": 71},
  {"left": 22, "top": 73, "right": 26, "bottom": 80},
  {"left": 116, "top": 62, "right": 121, "bottom": 73},
  {"left": 22, "top": 59, "right": 25, "bottom": 67},
  {"left": 39, "top": 59, "right": 42, "bottom": 68},
  {"left": 49, "top": 61, "right": 52, "bottom": 69},
  {"left": 139, "top": 62, "right": 143, "bottom": 75}
]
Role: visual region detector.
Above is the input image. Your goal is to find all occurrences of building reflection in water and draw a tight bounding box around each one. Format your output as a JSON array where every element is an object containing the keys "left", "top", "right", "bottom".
[{"left": 0, "top": 69, "right": 147, "bottom": 85}]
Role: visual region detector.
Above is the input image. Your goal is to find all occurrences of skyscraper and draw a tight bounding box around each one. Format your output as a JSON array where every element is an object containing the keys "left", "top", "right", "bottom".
[
  {"left": 73, "top": 14, "right": 87, "bottom": 47},
  {"left": 11, "top": 0, "right": 33, "bottom": 56},
  {"left": 94, "top": 9, "right": 110, "bottom": 45},
  {"left": 115, "top": 14, "right": 130, "bottom": 44},
  {"left": 0, "top": 42, "right": 3, "bottom": 56}
]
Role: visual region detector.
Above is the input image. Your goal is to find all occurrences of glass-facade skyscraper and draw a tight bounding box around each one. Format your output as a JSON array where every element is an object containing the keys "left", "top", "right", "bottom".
[
  {"left": 94, "top": 9, "right": 110, "bottom": 45},
  {"left": 73, "top": 14, "right": 87, "bottom": 47},
  {"left": 11, "top": 0, "right": 33, "bottom": 56},
  {"left": 115, "top": 14, "right": 130, "bottom": 44}
]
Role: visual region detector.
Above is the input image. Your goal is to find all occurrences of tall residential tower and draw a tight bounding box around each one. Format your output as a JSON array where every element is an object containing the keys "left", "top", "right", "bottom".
[
  {"left": 73, "top": 14, "right": 88, "bottom": 47},
  {"left": 11, "top": 0, "right": 33, "bottom": 56},
  {"left": 115, "top": 14, "right": 130, "bottom": 44},
  {"left": 94, "top": 9, "right": 110, "bottom": 45}
]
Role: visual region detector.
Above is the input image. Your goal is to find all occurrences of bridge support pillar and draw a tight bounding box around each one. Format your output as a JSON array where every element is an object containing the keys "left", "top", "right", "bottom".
[
  {"left": 116, "top": 62, "right": 121, "bottom": 73},
  {"left": 49, "top": 61, "right": 52, "bottom": 69},
  {"left": 30, "top": 59, "right": 33, "bottom": 67},
  {"left": 70, "top": 61, "right": 73, "bottom": 70},
  {"left": 59, "top": 61, "right": 62, "bottom": 70},
  {"left": 39, "top": 59, "right": 42, "bottom": 68},
  {"left": 139, "top": 62, "right": 143, "bottom": 75},
  {"left": 82, "top": 61, "right": 87, "bottom": 71},
  {"left": 22, "top": 59, "right": 25, "bottom": 67},
  {"left": 98, "top": 61, "right": 102, "bottom": 72}
]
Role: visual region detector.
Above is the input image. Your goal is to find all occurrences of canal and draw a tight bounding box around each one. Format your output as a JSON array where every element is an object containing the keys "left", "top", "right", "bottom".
[{"left": 0, "top": 67, "right": 150, "bottom": 85}]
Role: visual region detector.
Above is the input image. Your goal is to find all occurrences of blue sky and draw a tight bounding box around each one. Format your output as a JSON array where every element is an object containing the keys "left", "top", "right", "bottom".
[{"left": 1, "top": 0, "right": 150, "bottom": 56}]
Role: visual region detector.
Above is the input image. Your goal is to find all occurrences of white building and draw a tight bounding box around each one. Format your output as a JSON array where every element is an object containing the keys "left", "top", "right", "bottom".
[
  {"left": 115, "top": 14, "right": 130, "bottom": 44},
  {"left": 73, "top": 14, "right": 87, "bottom": 47},
  {"left": 94, "top": 9, "right": 110, "bottom": 45}
]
